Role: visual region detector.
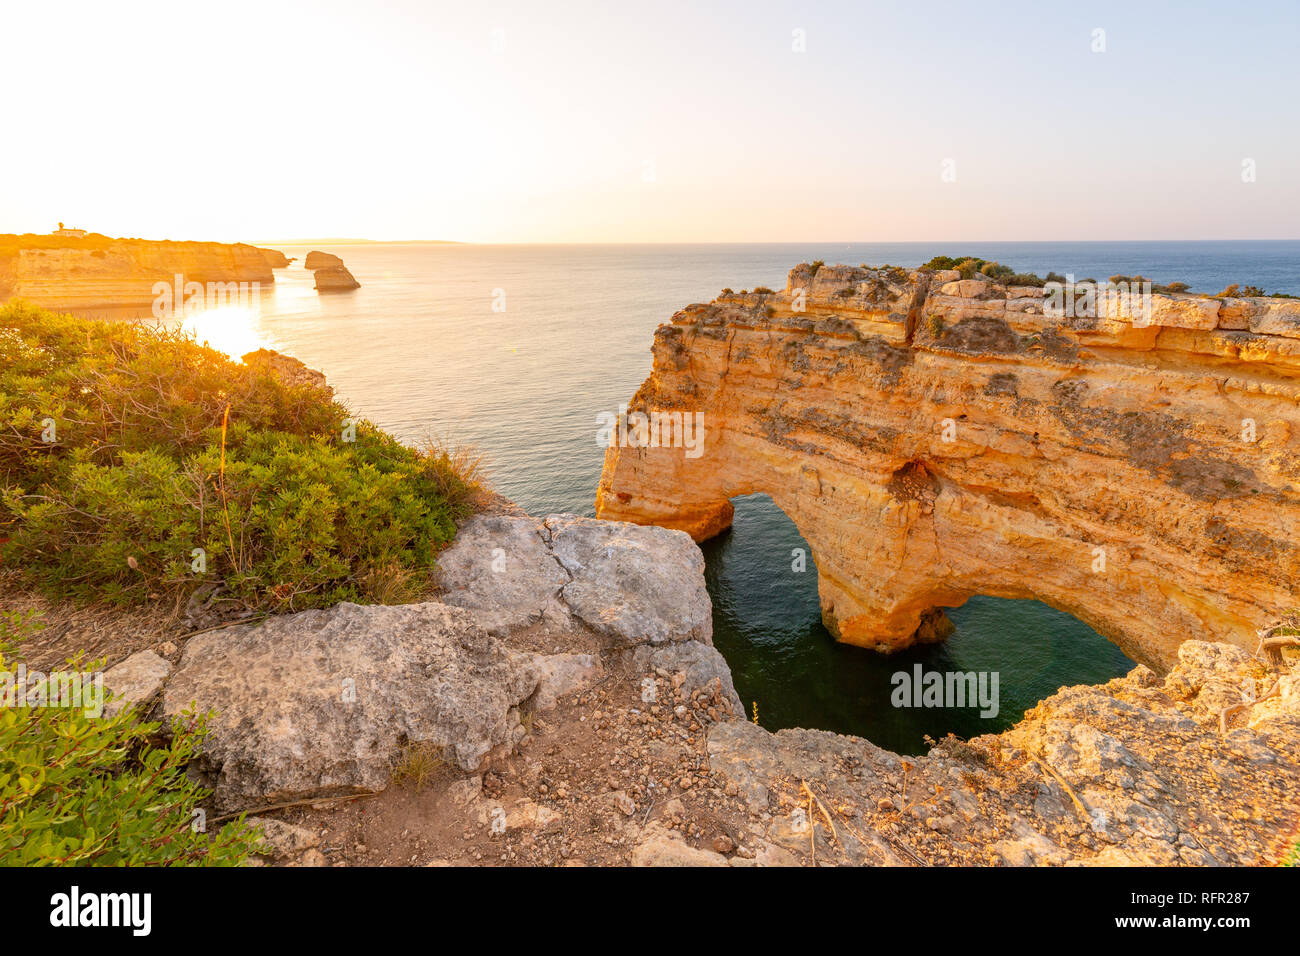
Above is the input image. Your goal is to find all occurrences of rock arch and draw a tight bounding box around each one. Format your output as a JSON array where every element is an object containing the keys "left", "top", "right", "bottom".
[{"left": 596, "top": 263, "right": 1300, "bottom": 669}]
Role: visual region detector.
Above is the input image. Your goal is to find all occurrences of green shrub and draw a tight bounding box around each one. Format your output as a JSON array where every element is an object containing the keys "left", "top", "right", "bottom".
[
  {"left": 0, "top": 304, "right": 475, "bottom": 612},
  {"left": 0, "top": 611, "right": 257, "bottom": 865},
  {"left": 978, "top": 261, "right": 1014, "bottom": 280},
  {"left": 921, "top": 256, "right": 1040, "bottom": 285}
]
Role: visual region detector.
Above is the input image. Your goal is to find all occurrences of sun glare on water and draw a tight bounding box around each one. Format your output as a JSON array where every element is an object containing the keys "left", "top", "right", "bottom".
[{"left": 181, "top": 303, "right": 272, "bottom": 361}]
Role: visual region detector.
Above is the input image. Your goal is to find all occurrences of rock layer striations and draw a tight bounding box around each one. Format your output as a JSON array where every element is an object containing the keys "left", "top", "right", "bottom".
[
  {"left": 596, "top": 263, "right": 1300, "bottom": 667},
  {"left": 0, "top": 234, "right": 279, "bottom": 312}
]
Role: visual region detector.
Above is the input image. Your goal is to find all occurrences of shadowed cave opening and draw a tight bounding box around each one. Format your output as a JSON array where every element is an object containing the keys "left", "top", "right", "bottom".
[{"left": 700, "top": 493, "right": 1135, "bottom": 755}]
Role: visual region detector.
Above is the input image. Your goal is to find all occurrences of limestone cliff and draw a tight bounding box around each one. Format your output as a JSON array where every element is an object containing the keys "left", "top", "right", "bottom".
[
  {"left": 0, "top": 234, "right": 278, "bottom": 311},
  {"left": 596, "top": 263, "right": 1300, "bottom": 668}
]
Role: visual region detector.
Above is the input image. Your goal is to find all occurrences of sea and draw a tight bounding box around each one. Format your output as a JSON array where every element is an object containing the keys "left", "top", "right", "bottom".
[{"left": 179, "top": 240, "right": 1300, "bottom": 754}]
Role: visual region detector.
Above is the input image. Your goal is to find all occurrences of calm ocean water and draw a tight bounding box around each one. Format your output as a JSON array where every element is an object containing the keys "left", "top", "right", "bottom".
[{"left": 195, "top": 240, "right": 1299, "bottom": 753}]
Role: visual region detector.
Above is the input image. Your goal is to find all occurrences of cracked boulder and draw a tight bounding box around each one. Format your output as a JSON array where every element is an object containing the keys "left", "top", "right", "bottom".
[
  {"left": 162, "top": 601, "right": 539, "bottom": 811},
  {"left": 436, "top": 511, "right": 713, "bottom": 648},
  {"left": 544, "top": 513, "right": 712, "bottom": 646},
  {"left": 435, "top": 513, "right": 569, "bottom": 634}
]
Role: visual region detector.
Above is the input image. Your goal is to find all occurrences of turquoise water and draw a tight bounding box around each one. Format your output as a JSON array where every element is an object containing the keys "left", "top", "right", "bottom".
[{"left": 209, "top": 240, "right": 1297, "bottom": 750}]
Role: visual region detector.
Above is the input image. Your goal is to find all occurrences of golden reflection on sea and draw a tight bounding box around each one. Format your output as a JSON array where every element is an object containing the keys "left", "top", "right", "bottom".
[{"left": 181, "top": 299, "right": 273, "bottom": 360}]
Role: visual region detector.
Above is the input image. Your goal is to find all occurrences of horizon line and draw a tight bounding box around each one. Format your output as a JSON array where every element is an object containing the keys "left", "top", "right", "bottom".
[{"left": 248, "top": 237, "right": 1300, "bottom": 247}]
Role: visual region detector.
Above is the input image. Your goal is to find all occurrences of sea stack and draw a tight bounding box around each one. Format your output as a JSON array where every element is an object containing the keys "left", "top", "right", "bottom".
[{"left": 306, "top": 250, "right": 360, "bottom": 292}]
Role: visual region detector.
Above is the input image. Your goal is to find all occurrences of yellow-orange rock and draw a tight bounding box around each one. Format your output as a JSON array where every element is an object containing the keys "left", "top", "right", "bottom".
[
  {"left": 0, "top": 234, "right": 275, "bottom": 312},
  {"left": 596, "top": 263, "right": 1300, "bottom": 669}
]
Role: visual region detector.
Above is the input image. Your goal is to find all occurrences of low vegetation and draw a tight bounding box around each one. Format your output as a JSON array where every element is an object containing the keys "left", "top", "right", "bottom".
[
  {"left": 921, "top": 255, "right": 1051, "bottom": 287},
  {"left": 922, "top": 256, "right": 1295, "bottom": 298},
  {"left": 0, "top": 302, "right": 478, "bottom": 614},
  {"left": 0, "top": 611, "right": 257, "bottom": 865},
  {"left": 0, "top": 232, "right": 118, "bottom": 258}
]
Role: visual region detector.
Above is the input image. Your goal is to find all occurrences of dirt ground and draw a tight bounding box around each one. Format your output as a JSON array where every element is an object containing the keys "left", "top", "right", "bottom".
[
  {"left": 1, "top": 581, "right": 183, "bottom": 670},
  {"left": 262, "top": 626, "right": 767, "bottom": 867}
]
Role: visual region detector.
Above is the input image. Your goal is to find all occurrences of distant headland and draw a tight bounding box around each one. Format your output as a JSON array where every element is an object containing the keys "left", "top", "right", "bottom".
[{"left": 0, "top": 225, "right": 394, "bottom": 312}]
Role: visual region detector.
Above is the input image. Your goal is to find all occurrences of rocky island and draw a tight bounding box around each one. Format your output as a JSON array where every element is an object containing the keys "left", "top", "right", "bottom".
[{"left": 305, "top": 250, "right": 361, "bottom": 292}]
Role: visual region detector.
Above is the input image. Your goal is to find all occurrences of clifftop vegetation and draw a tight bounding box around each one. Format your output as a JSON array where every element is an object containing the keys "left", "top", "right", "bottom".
[
  {"left": 920, "top": 255, "right": 1297, "bottom": 298},
  {"left": 0, "top": 303, "right": 478, "bottom": 615}
]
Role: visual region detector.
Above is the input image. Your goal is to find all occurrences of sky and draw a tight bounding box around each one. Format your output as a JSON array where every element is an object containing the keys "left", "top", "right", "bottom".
[{"left": 3, "top": 0, "right": 1298, "bottom": 243}]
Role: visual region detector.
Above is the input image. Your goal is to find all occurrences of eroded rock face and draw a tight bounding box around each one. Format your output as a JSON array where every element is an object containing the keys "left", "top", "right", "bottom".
[
  {"left": 162, "top": 601, "right": 538, "bottom": 811},
  {"left": 528, "top": 652, "right": 601, "bottom": 711},
  {"left": 596, "top": 263, "right": 1300, "bottom": 667},
  {"left": 631, "top": 826, "right": 730, "bottom": 866},
  {"left": 705, "top": 642, "right": 1300, "bottom": 866},
  {"left": 0, "top": 236, "right": 274, "bottom": 311}
]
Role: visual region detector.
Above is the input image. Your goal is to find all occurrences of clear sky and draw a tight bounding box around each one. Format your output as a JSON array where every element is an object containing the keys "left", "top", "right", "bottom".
[{"left": 4, "top": 0, "right": 1297, "bottom": 243}]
